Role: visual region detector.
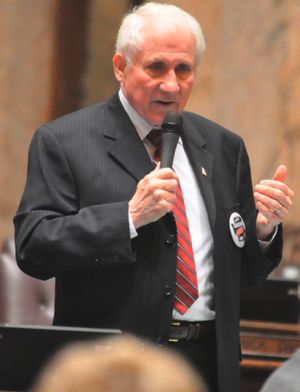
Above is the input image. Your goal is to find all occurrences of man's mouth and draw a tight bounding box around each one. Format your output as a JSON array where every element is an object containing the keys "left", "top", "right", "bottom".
[{"left": 153, "top": 100, "right": 176, "bottom": 106}]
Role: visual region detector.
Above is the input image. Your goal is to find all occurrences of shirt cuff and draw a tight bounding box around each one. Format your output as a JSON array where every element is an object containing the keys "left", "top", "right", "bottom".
[
  {"left": 258, "top": 225, "right": 278, "bottom": 252},
  {"left": 128, "top": 211, "right": 138, "bottom": 239}
]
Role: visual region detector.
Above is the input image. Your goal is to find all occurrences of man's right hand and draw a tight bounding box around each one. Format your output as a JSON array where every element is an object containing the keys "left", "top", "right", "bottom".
[{"left": 129, "top": 165, "right": 178, "bottom": 229}]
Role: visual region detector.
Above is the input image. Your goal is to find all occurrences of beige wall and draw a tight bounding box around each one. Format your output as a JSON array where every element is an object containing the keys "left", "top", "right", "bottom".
[
  {"left": 0, "top": 0, "right": 57, "bottom": 241},
  {"left": 1, "top": 0, "right": 299, "bottom": 269},
  {"left": 0, "top": 0, "right": 127, "bottom": 243},
  {"left": 83, "top": 0, "right": 128, "bottom": 106}
]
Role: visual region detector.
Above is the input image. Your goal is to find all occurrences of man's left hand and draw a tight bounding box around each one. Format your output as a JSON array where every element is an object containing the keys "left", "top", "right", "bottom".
[{"left": 254, "top": 165, "right": 294, "bottom": 240}]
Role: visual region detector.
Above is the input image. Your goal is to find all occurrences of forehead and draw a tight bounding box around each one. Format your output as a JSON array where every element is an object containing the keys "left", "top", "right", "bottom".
[{"left": 136, "top": 26, "right": 196, "bottom": 64}]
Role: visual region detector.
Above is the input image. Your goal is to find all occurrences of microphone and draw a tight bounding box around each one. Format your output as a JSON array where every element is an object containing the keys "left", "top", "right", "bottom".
[{"left": 160, "top": 112, "right": 183, "bottom": 168}]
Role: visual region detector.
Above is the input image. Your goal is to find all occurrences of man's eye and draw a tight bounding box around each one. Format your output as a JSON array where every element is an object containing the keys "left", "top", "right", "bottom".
[
  {"left": 148, "top": 62, "right": 164, "bottom": 72},
  {"left": 175, "top": 64, "right": 192, "bottom": 77}
]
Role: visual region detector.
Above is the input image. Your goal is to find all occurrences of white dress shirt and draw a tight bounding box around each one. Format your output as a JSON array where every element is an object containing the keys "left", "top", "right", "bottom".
[
  {"left": 119, "top": 89, "right": 276, "bottom": 321},
  {"left": 119, "top": 89, "right": 215, "bottom": 321}
]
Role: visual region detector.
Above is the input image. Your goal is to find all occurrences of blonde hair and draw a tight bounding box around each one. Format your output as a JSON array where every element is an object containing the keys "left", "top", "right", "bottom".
[{"left": 31, "top": 335, "right": 207, "bottom": 392}]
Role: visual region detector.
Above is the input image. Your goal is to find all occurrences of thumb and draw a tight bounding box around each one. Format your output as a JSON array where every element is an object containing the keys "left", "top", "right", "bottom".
[{"left": 272, "top": 165, "right": 287, "bottom": 182}]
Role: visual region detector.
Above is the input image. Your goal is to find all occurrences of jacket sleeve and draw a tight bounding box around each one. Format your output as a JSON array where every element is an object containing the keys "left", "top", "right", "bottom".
[
  {"left": 237, "top": 140, "right": 283, "bottom": 286},
  {"left": 14, "top": 126, "right": 136, "bottom": 280}
]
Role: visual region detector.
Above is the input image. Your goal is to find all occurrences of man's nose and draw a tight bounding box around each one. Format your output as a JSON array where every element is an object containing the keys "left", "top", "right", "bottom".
[{"left": 160, "top": 71, "right": 180, "bottom": 94}]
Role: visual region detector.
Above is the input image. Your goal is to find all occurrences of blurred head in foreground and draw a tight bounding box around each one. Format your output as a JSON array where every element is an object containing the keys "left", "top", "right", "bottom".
[{"left": 31, "top": 335, "right": 208, "bottom": 392}]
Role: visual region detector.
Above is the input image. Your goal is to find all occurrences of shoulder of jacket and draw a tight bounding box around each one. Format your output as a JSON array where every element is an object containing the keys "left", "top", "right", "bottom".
[
  {"left": 47, "top": 102, "right": 105, "bottom": 128},
  {"left": 34, "top": 102, "right": 108, "bottom": 142}
]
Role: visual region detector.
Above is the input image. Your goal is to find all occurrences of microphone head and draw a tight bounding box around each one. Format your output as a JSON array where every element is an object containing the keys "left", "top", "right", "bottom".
[
  {"left": 162, "top": 112, "right": 183, "bottom": 135},
  {"left": 160, "top": 112, "right": 183, "bottom": 168}
]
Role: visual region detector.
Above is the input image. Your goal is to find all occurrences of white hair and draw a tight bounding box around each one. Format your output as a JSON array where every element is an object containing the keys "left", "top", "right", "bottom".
[{"left": 115, "top": 2, "right": 206, "bottom": 66}]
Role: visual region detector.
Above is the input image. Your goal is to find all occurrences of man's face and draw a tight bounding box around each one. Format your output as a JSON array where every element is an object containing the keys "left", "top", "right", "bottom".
[{"left": 113, "top": 27, "right": 197, "bottom": 125}]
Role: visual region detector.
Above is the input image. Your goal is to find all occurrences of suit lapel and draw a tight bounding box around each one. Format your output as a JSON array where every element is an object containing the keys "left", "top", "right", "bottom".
[
  {"left": 102, "top": 93, "right": 153, "bottom": 182},
  {"left": 181, "top": 115, "right": 216, "bottom": 232},
  {"left": 99, "top": 94, "right": 216, "bottom": 230}
]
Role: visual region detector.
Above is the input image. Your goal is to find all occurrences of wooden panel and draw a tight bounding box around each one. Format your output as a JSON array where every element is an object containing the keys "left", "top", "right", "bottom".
[{"left": 240, "top": 319, "right": 300, "bottom": 391}]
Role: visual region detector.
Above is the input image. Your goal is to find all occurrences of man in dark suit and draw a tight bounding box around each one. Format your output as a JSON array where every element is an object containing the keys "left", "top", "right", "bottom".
[{"left": 14, "top": 3, "right": 294, "bottom": 392}]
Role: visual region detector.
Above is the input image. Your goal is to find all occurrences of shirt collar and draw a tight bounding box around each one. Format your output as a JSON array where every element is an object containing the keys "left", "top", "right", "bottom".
[{"left": 118, "top": 89, "right": 155, "bottom": 141}]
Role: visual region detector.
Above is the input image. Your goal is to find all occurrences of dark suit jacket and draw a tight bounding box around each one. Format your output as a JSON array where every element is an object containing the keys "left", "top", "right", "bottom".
[{"left": 14, "top": 92, "right": 282, "bottom": 392}]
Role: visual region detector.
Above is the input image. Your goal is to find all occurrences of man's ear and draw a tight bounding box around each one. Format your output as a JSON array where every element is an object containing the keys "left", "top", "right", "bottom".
[{"left": 112, "top": 53, "right": 127, "bottom": 82}]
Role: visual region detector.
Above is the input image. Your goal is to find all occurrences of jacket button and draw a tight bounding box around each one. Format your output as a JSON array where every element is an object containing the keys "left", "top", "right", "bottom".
[
  {"left": 164, "top": 285, "right": 172, "bottom": 296},
  {"left": 95, "top": 257, "right": 105, "bottom": 263},
  {"left": 165, "top": 234, "right": 175, "bottom": 247}
]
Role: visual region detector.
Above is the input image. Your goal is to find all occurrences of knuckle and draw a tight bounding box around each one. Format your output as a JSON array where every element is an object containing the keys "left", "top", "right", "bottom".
[
  {"left": 272, "top": 188, "right": 282, "bottom": 199},
  {"left": 149, "top": 182, "right": 159, "bottom": 194},
  {"left": 143, "top": 174, "right": 151, "bottom": 184}
]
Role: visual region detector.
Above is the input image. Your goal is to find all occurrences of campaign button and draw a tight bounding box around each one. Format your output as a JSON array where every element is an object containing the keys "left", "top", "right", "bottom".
[{"left": 229, "top": 212, "right": 246, "bottom": 248}]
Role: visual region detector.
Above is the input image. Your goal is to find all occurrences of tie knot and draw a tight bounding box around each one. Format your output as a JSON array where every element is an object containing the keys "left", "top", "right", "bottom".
[{"left": 147, "top": 128, "right": 162, "bottom": 160}]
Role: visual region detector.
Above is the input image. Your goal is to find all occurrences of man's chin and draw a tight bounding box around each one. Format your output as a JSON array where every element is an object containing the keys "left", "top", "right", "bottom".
[
  {"left": 147, "top": 104, "right": 179, "bottom": 124},
  {"left": 146, "top": 113, "right": 168, "bottom": 126}
]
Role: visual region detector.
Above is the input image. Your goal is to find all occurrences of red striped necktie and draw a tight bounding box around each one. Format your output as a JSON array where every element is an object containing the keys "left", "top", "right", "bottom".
[
  {"left": 173, "top": 182, "right": 199, "bottom": 314},
  {"left": 147, "top": 129, "right": 199, "bottom": 314}
]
